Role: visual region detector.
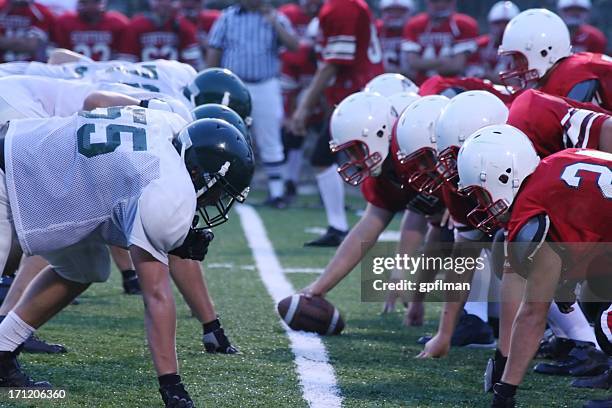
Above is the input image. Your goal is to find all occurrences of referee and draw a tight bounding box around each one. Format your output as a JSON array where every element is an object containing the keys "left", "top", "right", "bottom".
[{"left": 207, "top": 0, "right": 299, "bottom": 208}]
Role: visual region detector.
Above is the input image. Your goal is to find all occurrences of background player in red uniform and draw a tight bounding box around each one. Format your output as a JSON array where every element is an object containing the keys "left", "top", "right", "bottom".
[
  {"left": 54, "top": 0, "right": 128, "bottom": 61},
  {"left": 179, "top": 0, "right": 219, "bottom": 70},
  {"left": 378, "top": 0, "right": 414, "bottom": 73},
  {"left": 118, "top": 0, "right": 201, "bottom": 68},
  {"left": 466, "top": 1, "right": 519, "bottom": 83},
  {"left": 557, "top": 0, "right": 607, "bottom": 54},
  {"left": 400, "top": 0, "right": 478, "bottom": 85},
  {"left": 0, "top": 0, "right": 54, "bottom": 63},
  {"left": 457, "top": 129, "right": 612, "bottom": 407},
  {"left": 290, "top": 0, "right": 384, "bottom": 246}
]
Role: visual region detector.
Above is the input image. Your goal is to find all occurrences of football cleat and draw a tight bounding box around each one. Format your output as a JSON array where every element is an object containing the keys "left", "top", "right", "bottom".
[
  {"left": 485, "top": 350, "right": 508, "bottom": 393},
  {"left": 533, "top": 342, "right": 609, "bottom": 376},
  {"left": 491, "top": 383, "right": 516, "bottom": 408},
  {"left": 584, "top": 397, "right": 612, "bottom": 408},
  {"left": 572, "top": 369, "right": 612, "bottom": 390},
  {"left": 418, "top": 312, "right": 496, "bottom": 348},
  {"left": 22, "top": 334, "right": 67, "bottom": 354},
  {"left": 203, "top": 327, "right": 238, "bottom": 354},
  {"left": 0, "top": 350, "right": 52, "bottom": 388},
  {"left": 304, "top": 226, "right": 347, "bottom": 247},
  {"left": 159, "top": 382, "right": 194, "bottom": 408}
]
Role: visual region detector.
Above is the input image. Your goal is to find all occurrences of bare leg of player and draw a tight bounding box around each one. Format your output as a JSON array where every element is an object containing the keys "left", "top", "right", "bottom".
[
  {"left": 169, "top": 256, "right": 238, "bottom": 354},
  {"left": 0, "top": 256, "right": 47, "bottom": 316}
]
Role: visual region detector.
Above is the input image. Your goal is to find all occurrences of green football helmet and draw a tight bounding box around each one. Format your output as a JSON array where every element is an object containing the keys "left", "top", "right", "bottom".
[
  {"left": 174, "top": 118, "right": 255, "bottom": 227},
  {"left": 183, "top": 68, "right": 252, "bottom": 122},
  {"left": 191, "top": 103, "right": 252, "bottom": 147}
]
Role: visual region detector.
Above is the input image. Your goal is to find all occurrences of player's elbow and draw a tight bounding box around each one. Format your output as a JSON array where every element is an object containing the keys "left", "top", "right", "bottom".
[
  {"left": 599, "top": 118, "right": 612, "bottom": 154},
  {"left": 83, "top": 92, "right": 106, "bottom": 111}
]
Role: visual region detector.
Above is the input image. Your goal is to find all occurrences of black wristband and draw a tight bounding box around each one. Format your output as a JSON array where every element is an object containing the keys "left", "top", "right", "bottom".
[
  {"left": 158, "top": 373, "right": 181, "bottom": 388},
  {"left": 139, "top": 99, "right": 149, "bottom": 108}
]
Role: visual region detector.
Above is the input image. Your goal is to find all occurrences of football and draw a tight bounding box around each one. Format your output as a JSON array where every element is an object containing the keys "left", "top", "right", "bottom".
[{"left": 277, "top": 294, "right": 345, "bottom": 335}]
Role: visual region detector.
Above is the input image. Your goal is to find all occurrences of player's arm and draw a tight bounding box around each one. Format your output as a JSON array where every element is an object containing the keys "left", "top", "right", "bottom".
[
  {"left": 47, "top": 48, "right": 93, "bottom": 65},
  {"left": 290, "top": 62, "right": 338, "bottom": 135},
  {"left": 303, "top": 203, "right": 394, "bottom": 296},
  {"left": 82, "top": 91, "right": 141, "bottom": 110},
  {"left": 262, "top": 8, "right": 299, "bottom": 51},
  {"left": 437, "top": 52, "right": 469, "bottom": 76},
  {"left": 494, "top": 242, "right": 561, "bottom": 404},
  {"left": 205, "top": 47, "right": 222, "bottom": 67},
  {"left": 599, "top": 117, "right": 612, "bottom": 153}
]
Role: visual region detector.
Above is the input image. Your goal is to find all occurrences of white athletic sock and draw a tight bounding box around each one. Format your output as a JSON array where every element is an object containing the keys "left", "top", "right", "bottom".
[
  {"left": 285, "top": 149, "right": 303, "bottom": 184},
  {"left": 316, "top": 165, "right": 348, "bottom": 232},
  {"left": 548, "top": 302, "right": 598, "bottom": 347},
  {"left": 264, "top": 162, "right": 285, "bottom": 199},
  {"left": 0, "top": 311, "right": 35, "bottom": 352},
  {"left": 464, "top": 249, "right": 491, "bottom": 322}
]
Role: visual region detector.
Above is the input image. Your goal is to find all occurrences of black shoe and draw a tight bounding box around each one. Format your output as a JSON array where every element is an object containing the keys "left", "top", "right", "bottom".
[
  {"left": 573, "top": 369, "right": 612, "bottom": 389},
  {"left": 284, "top": 180, "right": 297, "bottom": 203},
  {"left": 260, "top": 196, "right": 288, "bottom": 209},
  {"left": 122, "top": 277, "right": 142, "bottom": 295},
  {"left": 22, "top": 334, "right": 66, "bottom": 354},
  {"left": 584, "top": 397, "right": 612, "bottom": 408},
  {"left": 304, "top": 226, "right": 347, "bottom": 247},
  {"left": 159, "top": 382, "right": 194, "bottom": 408},
  {"left": 417, "top": 312, "right": 496, "bottom": 348},
  {"left": 0, "top": 350, "right": 52, "bottom": 388},
  {"left": 534, "top": 342, "right": 608, "bottom": 376},
  {"left": 203, "top": 327, "right": 238, "bottom": 354},
  {"left": 536, "top": 333, "right": 576, "bottom": 360}
]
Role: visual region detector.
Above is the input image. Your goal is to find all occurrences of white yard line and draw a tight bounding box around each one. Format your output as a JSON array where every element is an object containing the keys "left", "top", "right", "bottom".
[{"left": 236, "top": 204, "right": 343, "bottom": 408}]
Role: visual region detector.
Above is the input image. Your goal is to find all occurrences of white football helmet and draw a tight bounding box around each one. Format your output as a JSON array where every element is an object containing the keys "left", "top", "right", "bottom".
[
  {"left": 330, "top": 91, "right": 397, "bottom": 186},
  {"left": 387, "top": 91, "right": 420, "bottom": 116},
  {"left": 434, "top": 91, "right": 509, "bottom": 189},
  {"left": 364, "top": 73, "right": 419, "bottom": 97},
  {"left": 557, "top": 0, "right": 591, "bottom": 28},
  {"left": 393, "top": 95, "right": 450, "bottom": 193},
  {"left": 488, "top": 1, "right": 520, "bottom": 23},
  {"left": 457, "top": 124, "right": 540, "bottom": 234},
  {"left": 499, "top": 9, "right": 571, "bottom": 89},
  {"left": 380, "top": 0, "right": 414, "bottom": 10},
  {"left": 558, "top": 0, "right": 591, "bottom": 10}
]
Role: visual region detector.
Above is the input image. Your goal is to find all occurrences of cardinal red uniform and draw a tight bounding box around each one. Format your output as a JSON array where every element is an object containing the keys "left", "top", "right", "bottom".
[
  {"left": 54, "top": 11, "right": 128, "bottom": 61},
  {"left": 418, "top": 74, "right": 514, "bottom": 105},
  {"left": 400, "top": 12, "right": 478, "bottom": 84},
  {"left": 508, "top": 90, "right": 610, "bottom": 157},
  {"left": 378, "top": 19, "right": 403, "bottom": 72},
  {"left": 0, "top": 1, "right": 54, "bottom": 62},
  {"left": 118, "top": 13, "right": 200, "bottom": 65},
  {"left": 570, "top": 24, "right": 607, "bottom": 54},
  {"left": 318, "top": 0, "right": 384, "bottom": 106},
  {"left": 507, "top": 149, "right": 612, "bottom": 278},
  {"left": 193, "top": 9, "right": 220, "bottom": 46},
  {"left": 538, "top": 52, "right": 612, "bottom": 110},
  {"left": 279, "top": 3, "right": 310, "bottom": 37}
]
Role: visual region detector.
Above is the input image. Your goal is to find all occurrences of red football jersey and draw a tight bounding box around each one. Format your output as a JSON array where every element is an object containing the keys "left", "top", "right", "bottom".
[
  {"left": 278, "top": 3, "right": 310, "bottom": 37},
  {"left": 571, "top": 24, "right": 607, "bottom": 54},
  {"left": 0, "top": 1, "right": 54, "bottom": 62},
  {"left": 118, "top": 13, "right": 200, "bottom": 64},
  {"left": 418, "top": 75, "right": 515, "bottom": 105},
  {"left": 379, "top": 22, "right": 403, "bottom": 73},
  {"left": 401, "top": 12, "right": 478, "bottom": 84},
  {"left": 507, "top": 149, "right": 612, "bottom": 278},
  {"left": 539, "top": 52, "right": 612, "bottom": 110},
  {"left": 508, "top": 89, "right": 610, "bottom": 158},
  {"left": 441, "top": 184, "right": 479, "bottom": 226},
  {"left": 318, "top": 0, "right": 384, "bottom": 106},
  {"left": 194, "top": 9, "right": 220, "bottom": 46},
  {"left": 361, "top": 161, "right": 419, "bottom": 213},
  {"left": 53, "top": 11, "right": 128, "bottom": 61}
]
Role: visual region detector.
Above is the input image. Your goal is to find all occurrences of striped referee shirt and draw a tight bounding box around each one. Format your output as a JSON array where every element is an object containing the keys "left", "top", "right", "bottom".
[{"left": 208, "top": 5, "right": 295, "bottom": 82}]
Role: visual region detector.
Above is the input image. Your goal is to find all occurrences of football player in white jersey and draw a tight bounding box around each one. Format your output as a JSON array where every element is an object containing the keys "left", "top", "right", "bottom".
[{"left": 0, "top": 111, "right": 254, "bottom": 407}]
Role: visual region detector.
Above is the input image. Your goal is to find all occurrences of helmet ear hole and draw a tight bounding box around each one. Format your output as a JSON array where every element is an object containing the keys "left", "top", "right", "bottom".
[
  {"left": 540, "top": 49, "right": 548, "bottom": 57},
  {"left": 498, "top": 174, "right": 509, "bottom": 184},
  {"left": 376, "top": 130, "right": 384, "bottom": 138}
]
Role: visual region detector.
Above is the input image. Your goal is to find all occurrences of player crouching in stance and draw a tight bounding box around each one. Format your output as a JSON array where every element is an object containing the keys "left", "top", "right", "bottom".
[
  {"left": 455, "top": 125, "right": 611, "bottom": 407},
  {"left": 0, "top": 108, "right": 254, "bottom": 407}
]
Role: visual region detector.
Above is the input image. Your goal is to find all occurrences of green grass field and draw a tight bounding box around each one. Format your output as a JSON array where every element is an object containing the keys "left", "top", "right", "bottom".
[{"left": 1, "top": 192, "right": 608, "bottom": 407}]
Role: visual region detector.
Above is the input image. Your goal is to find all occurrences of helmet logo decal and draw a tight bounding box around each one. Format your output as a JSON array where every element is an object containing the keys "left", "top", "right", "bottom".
[{"left": 221, "top": 91, "right": 231, "bottom": 107}]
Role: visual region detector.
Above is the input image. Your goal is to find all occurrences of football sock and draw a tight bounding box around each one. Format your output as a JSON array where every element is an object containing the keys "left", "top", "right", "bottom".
[
  {"left": 316, "top": 165, "right": 348, "bottom": 232},
  {"left": 464, "top": 254, "right": 490, "bottom": 322},
  {"left": 203, "top": 318, "right": 221, "bottom": 334},
  {"left": 548, "top": 302, "right": 598, "bottom": 347},
  {"left": 285, "top": 149, "right": 303, "bottom": 184},
  {"left": 264, "top": 162, "right": 285, "bottom": 199},
  {"left": 120, "top": 269, "right": 136, "bottom": 280},
  {"left": 0, "top": 311, "right": 34, "bottom": 352},
  {"left": 158, "top": 373, "right": 181, "bottom": 387}
]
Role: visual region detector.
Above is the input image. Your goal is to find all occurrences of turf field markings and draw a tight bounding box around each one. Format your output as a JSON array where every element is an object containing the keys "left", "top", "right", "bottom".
[
  {"left": 305, "top": 227, "right": 401, "bottom": 241},
  {"left": 236, "top": 204, "right": 343, "bottom": 408}
]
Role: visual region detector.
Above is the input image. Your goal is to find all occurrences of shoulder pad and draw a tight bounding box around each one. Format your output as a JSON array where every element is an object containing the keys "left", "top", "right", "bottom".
[
  {"left": 566, "top": 79, "right": 600, "bottom": 103},
  {"left": 508, "top": 214, "right": 550, "bottom": 276}
]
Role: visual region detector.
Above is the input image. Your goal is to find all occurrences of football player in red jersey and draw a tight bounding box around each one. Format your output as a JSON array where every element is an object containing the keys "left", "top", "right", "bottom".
[
  {"left": 499, "top": 8, "right": 612, "bottom": 109},
  {"left": 456, "top": 127, "right": 612, "bottom": 407},
  {"left": 508, "top": 89, "right": 612, "bottom": 156},
  {"left": 378, "top": 0, "right": 414, "bottom": 73},
  {"left": 466, "top": 1, "right": 519, "bottom": 83},
  {"left": 400, "top": 0, "right": 478, "bottom": 85},
  {"left": 54, "top": 0, "right": 128, "bottom": 62},
  {"left": 179, "top": 0, "right": 219, "bottom": 69},
  {"left": 418, "top": 74, "right": 515, "bottom": 104},
  {"left": 118, "top": 0, "right": 201, "bottom": 67},
  {"left": 290, "top": 0, "right": 384, "bottom": 247},
  {"left": 0, "top": 0, "right": 54, "bottom": 63},
  {"left": 557, "top": 0, "right": 607, "bottom": 54}
]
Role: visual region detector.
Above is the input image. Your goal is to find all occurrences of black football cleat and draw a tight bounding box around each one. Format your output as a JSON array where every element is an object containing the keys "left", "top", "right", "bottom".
[
  {"left": 418, "top": 311, "right": 496, "bottom": 348},
  {"left": 284, "top": 180, "right": 298, "bottom": 203},
  {"left": 533, "top": 342, "right": 608, "bottom": 376},
  {"left": 304, "top": 226, "right": 347, "bottom": 247},
  {"left": 0, "top": 350, "right": 52, "bottom": 388},
  {"left": 203, "top": 327, "right": 238, "bottom": 354},
  {"left": 536, "top": 334, "right": 576, "bottom": 360},
  {"left": 262, "top": 196, "right": 289, "bottom": 210},
  {"left": 159, "top": 382, "right": 194, "bottom": 408},
  {"left": 23, "top": 334, "right": 66, "bottom": 354},
  {"left": 573, "top": 369, "right": 612, "bottom": 389},
  {"left": 584, "top": 398, "right": 612, "bottom": 408}
]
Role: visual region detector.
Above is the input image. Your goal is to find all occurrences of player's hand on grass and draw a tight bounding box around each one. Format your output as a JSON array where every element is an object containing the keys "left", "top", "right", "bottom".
[
  {"left": 381, "top": 286, "right": 408, "bottom": 314},
  {"left": 417, "top": 333, "right": 450, "bottom": 359},
  {"left": 403, "top": 301, "right": 424, "bottom": 327}
]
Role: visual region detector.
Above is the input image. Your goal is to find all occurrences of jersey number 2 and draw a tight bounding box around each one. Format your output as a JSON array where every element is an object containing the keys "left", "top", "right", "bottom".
[{"left": 77, "top": 107, "right": 148, "bottom": 158}]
